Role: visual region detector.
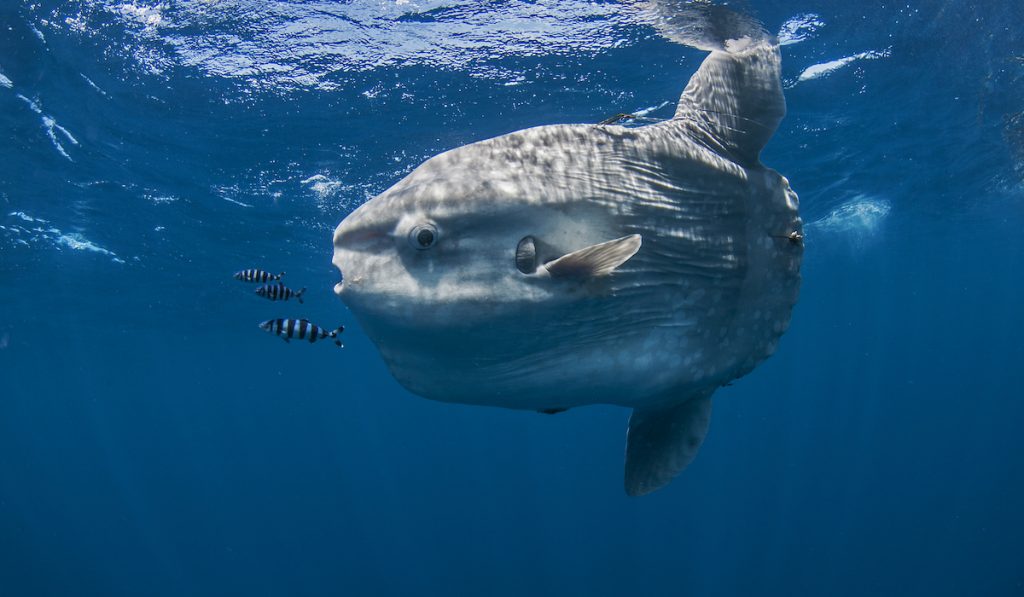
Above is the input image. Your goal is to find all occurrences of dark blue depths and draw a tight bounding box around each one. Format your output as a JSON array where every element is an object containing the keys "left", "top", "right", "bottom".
[{"left": 1, "top": 1, "right": 1023, "bottom": 595}]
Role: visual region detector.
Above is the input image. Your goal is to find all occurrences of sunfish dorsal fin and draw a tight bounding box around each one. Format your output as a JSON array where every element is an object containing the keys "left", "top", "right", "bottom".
[
  {"left": 675, "top": 41, "right": 785, "bottom": 166},
  {"left": 542, "top": 234, "right": 641, "bottom": 279},
  {"left": 624, "top": 390, "right": 714, "bottom": 496}
]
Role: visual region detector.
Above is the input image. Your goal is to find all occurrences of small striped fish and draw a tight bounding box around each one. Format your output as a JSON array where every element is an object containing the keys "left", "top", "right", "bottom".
[
  {"left": 234, "top": 269, "right": 284, "bottom": 283},
  {"left": 259, "top": 319, "right": 344, "bottom": 347},
  {"left": 255, "top": 283, "right": 305, "bottom": 304}
]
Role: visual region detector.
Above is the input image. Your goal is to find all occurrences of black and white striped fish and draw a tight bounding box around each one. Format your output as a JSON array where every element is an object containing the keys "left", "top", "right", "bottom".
[
  {"left": 259, "top": 319, "right": 344, "bottom": 347},
  {"left": 255, "top": 283, "right": 305, "bottom": 303},
  {"left": 234, "top": 268, "right": 284, "bottom": 283}
]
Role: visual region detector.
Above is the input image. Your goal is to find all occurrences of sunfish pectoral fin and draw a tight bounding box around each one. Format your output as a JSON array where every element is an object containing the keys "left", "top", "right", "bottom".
[
  {"left": 624, "top": 391, "right": 714, "bottom": 496},
  {"left": 675, "top": 40, "right": 784, "bottom": 166},
  {"left": 541, "top": 234, "right": 641, "bottom": 279}
]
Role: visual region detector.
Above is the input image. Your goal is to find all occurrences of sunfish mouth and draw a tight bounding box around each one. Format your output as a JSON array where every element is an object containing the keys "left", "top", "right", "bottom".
[{"left": 332, "top": 267, "right": 343, "bottom": 294}]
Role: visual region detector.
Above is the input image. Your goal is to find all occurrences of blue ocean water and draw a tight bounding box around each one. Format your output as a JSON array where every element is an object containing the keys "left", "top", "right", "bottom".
[{"left": 2, "top": 1, "right": 1023, "bottom": 594}]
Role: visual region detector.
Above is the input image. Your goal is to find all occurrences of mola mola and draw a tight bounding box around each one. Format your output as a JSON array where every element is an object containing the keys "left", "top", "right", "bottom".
[{"left": 332, "top": 15, "right": 802, "bottom": 496}]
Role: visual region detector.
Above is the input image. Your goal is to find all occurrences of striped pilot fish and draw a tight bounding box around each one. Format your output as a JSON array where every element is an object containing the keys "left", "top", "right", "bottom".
[
  {"left": 255, "top": 283, "right": 306, "bottom": 303},
  {"left": 259, "top": 319, "right": 344, "bottom": 347},
  {"left": 234, "top": 268, "right": 284, "bottom": 283}
]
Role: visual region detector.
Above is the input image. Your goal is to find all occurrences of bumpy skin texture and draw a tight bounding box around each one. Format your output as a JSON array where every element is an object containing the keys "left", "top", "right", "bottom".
[{"left": 333, "top": 42, "right": 801, "bottom": 413}]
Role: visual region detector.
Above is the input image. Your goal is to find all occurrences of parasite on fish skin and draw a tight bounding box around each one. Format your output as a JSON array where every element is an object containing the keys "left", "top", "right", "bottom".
[
  {"left": 259, "top": 319, "right": 344, "bottom": 347},
  {"left": 255, "top": 283, "right": 306, "bottom": 304},
  {"left": 234, "top": 268, "right": 284, "bottom": 283}
]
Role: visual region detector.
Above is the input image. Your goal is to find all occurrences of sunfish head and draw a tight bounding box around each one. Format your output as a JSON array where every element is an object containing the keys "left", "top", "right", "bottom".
[{"left": 333, "top": 127, "right": 644, "bottom": 408}]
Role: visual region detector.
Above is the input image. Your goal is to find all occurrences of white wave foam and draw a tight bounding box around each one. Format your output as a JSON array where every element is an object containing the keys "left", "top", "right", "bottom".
[
  {"left": 633, "top": 100, "right": 672, "bottom": 117},
  {"left": 16, "top": 95, "right": 78, "bottom": 160},
  {"left": 361, "top": 84, "right": 386, "bottom": 100},
  {"left": 65, "top": 15, "right": 89, "bottom": 33},
  {"left": 797, "top": 48, "right": 891, "bottom": 83},
  {"left": 57, "top": 232, "right": 125, "bottom": 263},
  {"left": 778, "top": 13, "right": 824, "bottom": 46},
  {"left": 9, "top": 211, "right": 47, "bottom": 224},
  {"left": 43, "top": 123, "right": 72, "bottom": 160},
  {"left": 3, "top": 212, "right": 125, "bottom": 263},
  {"left": 16, "top": 94, "right": 40, "bottom": 114},
  {"left": 30, "top": 24, "right": 46, "bottom": 43},
  {"left": 143, "top": 193, "right": 177, "bottom": 204},
  {"left": 806, "top": 196, "right": 892, "bottom": 243},
  {"left": 221, "top": 196, "right": 252, "bottom": 208},
  {"left": 81, "top": 74, "right": 107, "bottom": 95},
  {"left": 302, "top": 174, "right": 346, "bottom": 200},
  {"left": 113, "top": 2, "right": 165, "bottom": 30},
  {"left": 51, "top": 121, "right": 78, "bottom": 145}
]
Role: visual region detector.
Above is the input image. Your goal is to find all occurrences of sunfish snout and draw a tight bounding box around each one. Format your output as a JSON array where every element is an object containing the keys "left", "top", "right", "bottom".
[
  {"left": 332, "top": 217, "right": 358, "bottom": 297},
  {"left": 333, "top": 211, "right": 382, "bottom": 303}
]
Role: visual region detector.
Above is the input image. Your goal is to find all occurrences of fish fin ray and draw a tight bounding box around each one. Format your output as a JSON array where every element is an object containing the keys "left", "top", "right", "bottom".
[{"left": 543, "top": 234, "right": 641, "bottom": 279}]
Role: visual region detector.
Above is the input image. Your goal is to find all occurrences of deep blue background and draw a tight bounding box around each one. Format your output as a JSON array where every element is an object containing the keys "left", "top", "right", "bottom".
[{"left": 2, "top": 1, "right": 1023, "bottom": 595}]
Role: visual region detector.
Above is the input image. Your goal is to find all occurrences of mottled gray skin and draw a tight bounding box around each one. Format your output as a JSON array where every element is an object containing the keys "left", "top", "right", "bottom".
[{"left": 333, "top": 39, "right": 802, "bottom": 494}]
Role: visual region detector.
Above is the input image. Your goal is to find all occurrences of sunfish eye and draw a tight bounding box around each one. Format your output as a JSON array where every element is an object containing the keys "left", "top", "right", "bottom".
[
  {"left": 516, "top": 235, "right": 537, "bottom": 274},
  {"left": 409, "top": 223, "right": 438, "bottom": 250}
]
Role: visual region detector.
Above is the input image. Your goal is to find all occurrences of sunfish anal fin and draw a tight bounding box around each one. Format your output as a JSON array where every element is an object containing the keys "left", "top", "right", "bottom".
[
  {"left": 624, "top": 391, "right": 714, "bottom": 496},
  {"left": 542, "top": 234, "right": 641, "bottom": 279}
]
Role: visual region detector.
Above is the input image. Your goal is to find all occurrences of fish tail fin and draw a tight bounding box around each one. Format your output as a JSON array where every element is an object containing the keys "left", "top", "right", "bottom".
[
  {"left": 332, "top": 325, "right": 345, "bottom": 347},
  {"left": 278, "top": 271, "right": 286, "bottom": 279},
  {"left": 296, "top": 287, "right": 306, "bottom": 304}
]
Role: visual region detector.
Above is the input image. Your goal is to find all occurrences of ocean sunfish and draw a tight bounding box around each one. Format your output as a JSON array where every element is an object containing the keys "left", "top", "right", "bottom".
[{"left": 332, "top": 30, "right": 802, "bottom": 495}]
